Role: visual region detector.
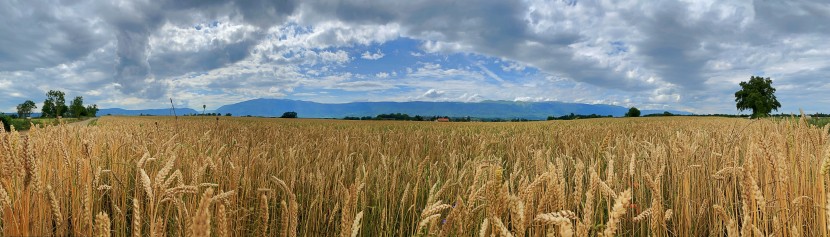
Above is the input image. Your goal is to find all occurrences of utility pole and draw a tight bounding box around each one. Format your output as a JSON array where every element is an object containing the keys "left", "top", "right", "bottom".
[{"left": 170, "top": 98, "right": 178, "bottom": 120}]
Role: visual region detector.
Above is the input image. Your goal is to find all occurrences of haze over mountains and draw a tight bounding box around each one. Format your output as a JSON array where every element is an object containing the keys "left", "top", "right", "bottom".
[
  {"left": 98, "top": 108, "right": 198, "bottom": 116},
  {"left": 99, "top": 99, "right": 691, "bottom": 119}
]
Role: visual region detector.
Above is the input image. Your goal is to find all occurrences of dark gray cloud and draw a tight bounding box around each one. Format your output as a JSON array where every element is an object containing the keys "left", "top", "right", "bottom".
[
  {"left": 753, "top": 1, "right": 830, "bottom": 35},
  {"left": 94, "top": 0, "right": 297, "bottom": 98},
  {"left": 149, "top": 37, "right": 261, "bottom": 78},
  {"left": 0, "top": 0, "right": 107, "bottom": 71},
  {"left": 627, "top": 2, "right": 711, "bottom": 90}
]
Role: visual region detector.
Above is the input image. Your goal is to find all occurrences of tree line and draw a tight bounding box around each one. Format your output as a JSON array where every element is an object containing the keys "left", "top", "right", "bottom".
[
  {"left": 344, "top": 113, "right": 459, "bottom": 121},
  {"left": 185, "top": 113, "right": 233, "bottom": 117},
  {"left": 13, "top": 90, "right": 98, "bottom": 118},
  {"left": 547, "top": 113, "right": 614, "bottom": 120}
]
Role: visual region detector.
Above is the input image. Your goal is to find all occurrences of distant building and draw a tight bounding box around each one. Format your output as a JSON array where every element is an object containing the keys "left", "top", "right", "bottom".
[{"left": 436, "top": 118, "right": 450, "bottom": 122}]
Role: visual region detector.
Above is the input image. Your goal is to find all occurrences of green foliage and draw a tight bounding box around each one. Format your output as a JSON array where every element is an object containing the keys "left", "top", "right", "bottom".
[
  {"left": 43, "top": 90, "right": 67, "bottom": 117},
  {"left": 642, "top": 111, "right": 676, "bottom": 117},
  {"left": 735, "top": 76, "right": 781, "bottom": 118},
  {"left": 343, "top": 116, "right": 375, "bottom": 120},
  {"left": 85, "top": 104, "right": 99, "bottom": 117},
  {"left": 376, "top": 113, "right": 411, "bottom": 120},
  {"left": 70, "top": 96, "right": 85, "bottom": 118},
  {"left": 344, "top": 114, "right": 456, "bottom": 121},
  {"left": 0, "top": 114, "right": 10, "bottom": 132},
  {"left": 0, "top": 116, "right": 35, "bottom": 131},
  {"left": 16, "top": 100, "right": 37, "bottom": 118},
  {"left": 811, "top": 118, "right": 830, "bottom": 128},
  {"left": 625, "top": 107, "right": 641, "bottom": 117},
  {"left": 41, "top": 99, "right": 54, "bottom": 118},
  {"left": 281, "top": 111, "right": 298, "bottom": 118},
  {"left": 547, "top": 113, "right": 613, "bottom": 120}
]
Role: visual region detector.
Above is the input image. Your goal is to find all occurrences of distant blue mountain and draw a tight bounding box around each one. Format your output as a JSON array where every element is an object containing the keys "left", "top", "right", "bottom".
[
  {"left": 98, "top": 108, "right": 198, "bottom": 116},
  {"left": 214, "top": 99, "right": 692, "bottom": 119},
  {"left": 641, "top": 110, "right": 693, "bottom": 116}
]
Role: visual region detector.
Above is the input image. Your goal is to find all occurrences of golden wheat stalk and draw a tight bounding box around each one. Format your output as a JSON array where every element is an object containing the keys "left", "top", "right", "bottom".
[
  {"left": 478, "top": 218, "right": 489, "bottom": 237},
  {"left": 351, "top": 211, "right": 364, "bottom": 237},
  {"left": 95, "top": 212, "right": 111, "bottom": 237},
  {"left": 190, "top": 187, "right": 214, "bottom": 237},
  {"left": 534, "top": 212, "right": 574, "bottom": 237},
  {"left": 603, "top": 189, "right": 632, "bottom": 237},
  {"left": 46, "top": 184, "right": 62, "bottom": 229},
  {"left": 211, "top": 190, "right": 236, "bottom": 204},
  {"left": 132, "top": 198, "right": 141, "bottom": 237},
  {"left": 217, "top": 203, "right": 229, "bottom": 237},
  {"left": 491, "top": 217, "right": 514, "bottom": 237},
  {"left": 260, "top": 193, "right": 269, "bottom": 237},
  {"left": 713, "top": 205, "right": 738, "bottom": 237}
]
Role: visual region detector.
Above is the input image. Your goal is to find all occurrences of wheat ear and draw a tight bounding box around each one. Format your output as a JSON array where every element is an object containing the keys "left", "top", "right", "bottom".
[
  {"left": 95, "top": 212, "right": 111, "bottom": 237},
  {"left": 132, "top": 198, "right": 141, "bottom": 237},
  {"left": 47, "top": 184, "right": 62, "bottom": 229},
  {"left": 260, "top": 194, "right": 269, "bottom": 237},
  {"left": 191, "top": 187, "right": 214, "bottom": 237},
  {"left": 351, "top": 211, "right": 364, "bottom": 237},
  {"left": 217, "top": 203, "right": 228, "bottom": 237},
  {"left": 602, "top": 189, "right": 632, "bottom": 237}
]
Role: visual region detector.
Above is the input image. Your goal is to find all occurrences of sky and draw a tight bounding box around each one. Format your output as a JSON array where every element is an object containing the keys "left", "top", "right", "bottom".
[{"left": 1, "top": 0, "right": 829, "bottom": 114}]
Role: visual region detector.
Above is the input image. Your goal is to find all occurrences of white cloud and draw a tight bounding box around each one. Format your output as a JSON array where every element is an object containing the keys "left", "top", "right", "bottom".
[
  {"left": 408, "top": 63, "right": 486, "bottom": 81},
  {"left": 318, "top": 50, "right": 352, "bottom": 64},
  {"left": 514, "top": 97, "right": 553, "bottom": 102},
  {"left": 501, "top": 62, "right": 526, "bottom": 72},
  {"left": 418, "top": 89, "right": 445, "bottom": 100},
  {"left": 458, "top": 93, "right": 483, "bottom": 102},
  {"left": 361, "top": 50, "right": 385, "bottom": 60}
]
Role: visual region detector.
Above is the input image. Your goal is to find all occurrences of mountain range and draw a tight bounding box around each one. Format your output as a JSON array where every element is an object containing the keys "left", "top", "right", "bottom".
[
  {"left": 98, "top": 108, "right": 198, "bottom": 116},
  {"left": 99, "top": 99, "right": 691, "bottom": 119}
]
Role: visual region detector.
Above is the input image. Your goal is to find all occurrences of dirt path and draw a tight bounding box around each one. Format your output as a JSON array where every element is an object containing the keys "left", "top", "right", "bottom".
[{"left": 66, "top": 118, "right": 97, "bottom": 127}]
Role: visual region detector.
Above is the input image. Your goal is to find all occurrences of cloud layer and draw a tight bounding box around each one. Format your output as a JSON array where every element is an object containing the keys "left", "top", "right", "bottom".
[{"left": 1, "top": 0, "right": 828, "bottom": 114}]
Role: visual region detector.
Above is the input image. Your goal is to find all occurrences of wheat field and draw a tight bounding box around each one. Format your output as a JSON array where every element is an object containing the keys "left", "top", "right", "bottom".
[{"left": 1, "top": 116, "right": 828, "bottom": 236}]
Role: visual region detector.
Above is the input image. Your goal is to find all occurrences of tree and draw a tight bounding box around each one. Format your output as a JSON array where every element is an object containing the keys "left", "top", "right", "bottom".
[
  {"left": 41, "top": 99, "right": 55, "bottom": 118},
  {"left": 70, "top": 96, "right": 86, "bottom": 118},
  {"left": 44, "top": 90, "right": 67, "bottom": 117},
  {"left": 16, "top": 100, "right": 37, "bottom": 118},
  {"left": 85, "top": 104, "right": 99, "bottom": 117},
  {"left": 625, "top": 107, "right": 641, "bottom": 117},
  {"left": 225, "top": 113, "right": 232, "bottom": 116},
  {"left": 735, "top": 76, "right": 781, "bottom": 118},
  {"left": 0, "top": 114, "right": 10, "bottom": 132},
  {"left": 280, "top": 111, "right": 298, "bottom": 118}
]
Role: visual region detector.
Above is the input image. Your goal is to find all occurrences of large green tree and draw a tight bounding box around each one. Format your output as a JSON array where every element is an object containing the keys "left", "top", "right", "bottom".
[
  {"left": 280, "top": 111, "right": 298, "bottom": 118},
  {"left": 16, "top": 100, "right": 37, "bottom": 118},
  {"left": 44, "top": 90, "right": 67, "bottom": 117},
  {"left": 735, "top": 76, "right": 781, "bottom": 118},
  {"left": 41, "top": 99, "right": 54, "bottom": 118},
  {"left": 85, "top": 104, "right": 99, "bottom": 117},
  {"left": 70, "top": 96, "right": 86, "bottom": 118},
  {"left": 625, "top": 107, "right": 640, "bottom": 117}
]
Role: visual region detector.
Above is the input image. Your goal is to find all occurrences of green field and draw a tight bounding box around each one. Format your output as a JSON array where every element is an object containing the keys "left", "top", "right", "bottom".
[{"left": 1, "top": 117, "right": 82, "bottom": 131}]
